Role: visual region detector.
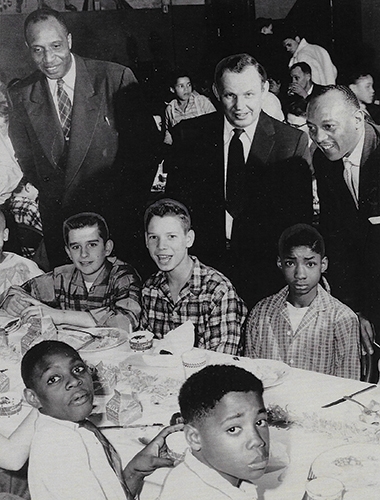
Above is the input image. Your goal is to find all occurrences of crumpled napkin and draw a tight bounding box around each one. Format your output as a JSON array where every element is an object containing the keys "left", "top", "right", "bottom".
[{"left": 154, "top": 320, "right": 195, "bottom": 356}]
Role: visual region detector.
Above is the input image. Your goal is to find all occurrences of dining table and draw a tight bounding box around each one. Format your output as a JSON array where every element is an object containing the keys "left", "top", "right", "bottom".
[{"left": 0, "top": 324, "right": 379, "bottom": 500}]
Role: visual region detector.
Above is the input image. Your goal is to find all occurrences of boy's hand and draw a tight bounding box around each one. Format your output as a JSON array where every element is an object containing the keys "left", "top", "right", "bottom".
[
  {"left": 1, "top": 288, "right": 40, "bottom": 317},
  {"left": 123, "top": 423, "right": 184, "bottom": 497},
  {"left": 21, "top": 304, "right": 60, "bottom": 323},
  {"left": 357, "top": 313, "right": 375, "bottom": 355}
]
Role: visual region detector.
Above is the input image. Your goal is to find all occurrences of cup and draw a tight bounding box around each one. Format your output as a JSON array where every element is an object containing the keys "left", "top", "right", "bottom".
[
  {"left": 181, "top": 349, "right": 207, "bottom": 378},
  {"left": 305, "top": 477, "right": 344, "bottom": 500}
]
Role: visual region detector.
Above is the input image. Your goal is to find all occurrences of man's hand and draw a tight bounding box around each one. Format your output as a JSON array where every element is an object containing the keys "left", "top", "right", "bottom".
[
  {"left": 357, "top": 312, "right": 375, "bottom": 355},
  {"left": 123, "top": 423, "right": 184, "bottom": 497},
  {"left": 1, "top": 288, "right": 40, "bottom": 317},
  {"left": 288, "top": 83, "right": 308, "bottom": 98}
]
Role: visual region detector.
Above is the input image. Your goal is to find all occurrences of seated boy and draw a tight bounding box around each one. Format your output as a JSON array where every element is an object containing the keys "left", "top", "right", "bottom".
[
  {"left": 141, "top": 199, "right": 247, "bottom": 355},
  {"left": 159, "top": 364, "right": 269, "bottom": 500},
  {"left": 164, "top": 69, "right": 216, "bottom": 145},
  {"left": 243, "top": 223, "right": 361, "bottom": 379},
  {"left": 22, "top": 340, "right": 182, "bottom": 499},
  {"left": 1, "top": 212, "right": 141, "bottom": 331},
  {"left": 0, "top": 209, "right": 43, "bottom": 297}
]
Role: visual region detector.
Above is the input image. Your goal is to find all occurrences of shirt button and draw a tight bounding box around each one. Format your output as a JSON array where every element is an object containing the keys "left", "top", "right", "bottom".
[
  {"left": 289, "top": 359, "right": 294, "bottom": 365},
  {"left": 287, "top": 330, "right": 291, "bottom": 336}
]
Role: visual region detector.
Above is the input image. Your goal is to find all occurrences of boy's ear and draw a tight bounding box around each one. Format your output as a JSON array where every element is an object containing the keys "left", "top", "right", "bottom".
[
  {"left": 184, "top": 423, "right": 202, "bottom": 452},
  {"left": 186, "top": 229, "right": 195, "bottom": 249},
  {"left": 295, "top": 36, "right": 301, "bottom": 43},
  {"left": 105, "top": 239, "right": 114, "bottom": 256},
  {"left": 321, "top": 256, "right": 328, "bottom": 273},
  {"left": 24, "top": 388, "right": 42, "bottom": 409},
  {"left": 276, "top": 256, "right": 282, "bottom": 270},
  {"left": 3, "top": 228, "right": 9, "bottom": 242},
  {"left": 170, "top": 86, "right": 175, "bottom": 94}
]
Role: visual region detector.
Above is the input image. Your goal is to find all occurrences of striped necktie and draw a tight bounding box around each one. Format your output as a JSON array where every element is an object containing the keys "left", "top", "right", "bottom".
[
  {"left": 79, "top": 419, "right": 133, "bottom": 499},
  {"left": 57, "top": 78, "right": 72, "bottom": 141}
]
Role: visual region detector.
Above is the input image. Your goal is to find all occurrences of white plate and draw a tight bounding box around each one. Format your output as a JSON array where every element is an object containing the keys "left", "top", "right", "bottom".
[
  {"left": 310, "top": 443, "right": 380, "bottom": 491},
  {"left": 59, "top": 328, "right": 127, "bottom": 352}
]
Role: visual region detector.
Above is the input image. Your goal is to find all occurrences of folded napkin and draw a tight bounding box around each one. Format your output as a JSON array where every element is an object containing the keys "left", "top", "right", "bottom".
[{"left": 154, "top": 320, "right": 195, "bottom": 356}]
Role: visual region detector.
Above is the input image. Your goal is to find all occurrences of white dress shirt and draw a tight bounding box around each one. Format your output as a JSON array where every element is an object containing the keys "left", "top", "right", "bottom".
[
  {"left": 342, "top": 130, "right": 365, "bottom": 208},
  {"left": 28, "top": 412, "right": 127, "bottom": 500},
  {"left": 223, "top": 117, "right": 258, "bottom": 240},
  {"left": 47, "top": 54, "right": 76, "bottom": 120}
]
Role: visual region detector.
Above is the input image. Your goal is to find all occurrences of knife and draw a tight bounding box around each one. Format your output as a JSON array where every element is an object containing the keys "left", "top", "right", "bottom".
[{"left": 322, "top": 384, "right": 377, "bottom": 408}]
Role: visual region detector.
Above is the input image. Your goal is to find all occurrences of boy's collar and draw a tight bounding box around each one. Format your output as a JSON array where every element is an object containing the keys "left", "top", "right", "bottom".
[{"left": 72, "top": 257, "right": 113, "bottom": 287}]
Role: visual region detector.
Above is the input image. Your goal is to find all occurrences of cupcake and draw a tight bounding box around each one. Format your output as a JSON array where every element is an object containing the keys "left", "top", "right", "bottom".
[{"left": 128, "top": 331, "right": 154, "bottom": 352}]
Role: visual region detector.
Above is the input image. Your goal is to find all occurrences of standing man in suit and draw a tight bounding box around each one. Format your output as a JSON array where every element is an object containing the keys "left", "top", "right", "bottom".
[
  {"left": 166, "top": 53, "right": 313, "bottom": 308},
  {"left": 8, "top": 8, "right": 159, "bottom": 269},
  {"left": 307, "top": 85, "right": 380, "bottom": 345}
]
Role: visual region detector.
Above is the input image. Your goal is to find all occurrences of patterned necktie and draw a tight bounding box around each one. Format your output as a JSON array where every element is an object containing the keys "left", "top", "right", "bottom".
[
  {"left": 79, "top": 419, "right": 133, "bottom": 499},
  {"left": 226, "top": 128, "right": 245, "bottom": 218},
  {"left": 57, "top": 78, "right": 72, "bottom": 141}
]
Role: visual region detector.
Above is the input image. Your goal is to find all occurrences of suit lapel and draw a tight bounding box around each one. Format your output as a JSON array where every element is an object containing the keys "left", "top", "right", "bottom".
[
  {"left": 65, "top": 55, "right": 104, "bottom": 190},
  {"left": 27, "top": 76, "right": 65, "bottom": 169},
  {"left": 359, "top": 122, "right": 380, "bottom": 204},
  {"left": 247, "top": 112, "right": 275, "bottom": 168}
]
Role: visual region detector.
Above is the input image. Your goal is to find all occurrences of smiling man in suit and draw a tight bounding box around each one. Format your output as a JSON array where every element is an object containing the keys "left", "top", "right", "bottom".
[
  {"left": 307, "top": 85, "right": 380, "bottom": 345},
  {"left": 166, "top": 53, "right": 313, "bottom": 308},
  {"left": 8, "top": 8, "right": 158, "bottom": 269}
]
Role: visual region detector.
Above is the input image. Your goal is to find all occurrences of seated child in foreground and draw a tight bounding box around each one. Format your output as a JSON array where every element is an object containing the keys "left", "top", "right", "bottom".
[
  {"left": 21, "top": 340, "right": 181, "bottom": 500},
  {"left": 141, "top": 198, "right": 247, "bottom": 355},
  {"left": 1, "top": 212, "right": 141, "bottom": 331},
  {"left": 159, "top": 364, "right": 269, "bottom": 500},
  {"left": 0, "top": 209, "right": 43, "bottom": 298},
  {"left": 243, "top": 223, "right": 361, "bottom": 379}
]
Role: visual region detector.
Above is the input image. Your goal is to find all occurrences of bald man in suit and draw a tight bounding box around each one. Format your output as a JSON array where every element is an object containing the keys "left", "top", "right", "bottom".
[{"left": 9, "top": 8, "right": 159, "bottom": 269}]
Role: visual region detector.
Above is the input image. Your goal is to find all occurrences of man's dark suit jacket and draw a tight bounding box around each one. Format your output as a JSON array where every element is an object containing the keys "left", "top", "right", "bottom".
[
  {"left": 9, "top": 54, "right": 159, "bottom": 268},
  {"left": 313, "top": 121, "right": 380, "bottom": 330},
  {"left": 166, "top": 111, "right": 313, "bottom": 307}
]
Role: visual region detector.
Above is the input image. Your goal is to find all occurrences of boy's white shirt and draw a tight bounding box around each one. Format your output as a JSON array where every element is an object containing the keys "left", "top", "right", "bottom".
[
  {"left": 28, "top": 412, "right": 126, "bottom": 500},
  {"left": 158, "top": 449, "right": 258, "bottom": 500}
]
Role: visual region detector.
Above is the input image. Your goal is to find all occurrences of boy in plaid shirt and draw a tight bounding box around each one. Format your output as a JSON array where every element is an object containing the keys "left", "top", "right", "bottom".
[
  {"left": 1, "top": 212, "right": 141, "bottom": 332},
  {"left": 141, "top": 198, "right": 247, "bottom": 354},
  {"left": 243, "top": 223, "right": 361, "bottom": 379}
]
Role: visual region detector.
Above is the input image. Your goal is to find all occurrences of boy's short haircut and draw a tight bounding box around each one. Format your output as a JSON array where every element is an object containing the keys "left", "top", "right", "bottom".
[
  {"left": 144, "top": 198, "right": 192, "bottom": 233},
  {"left": 13, "top": 176, "right": 31, "bottom": 195},
  {"left": 63, "top": 212, "right": 109, "bottom": 245},
  {"left": 170, "top": 68, "right": 192, "bottom": 88},
  {"left": 21, "top": 340, "right": 82, "bottom": 391},
  {"left": 278, "top": 223, "right": 325, "bottom": 259},
  {"left": 179, "top": 364, "right": 263, "bottom": 425}
]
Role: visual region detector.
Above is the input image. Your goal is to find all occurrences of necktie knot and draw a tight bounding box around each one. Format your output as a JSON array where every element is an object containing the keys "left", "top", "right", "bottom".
[{"left": 233, "top": 128, "right": 244, "bottom": 139}]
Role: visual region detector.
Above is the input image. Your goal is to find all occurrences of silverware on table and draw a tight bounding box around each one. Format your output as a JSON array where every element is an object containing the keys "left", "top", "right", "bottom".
[
  {"left": 322, "top": 384, "right": 377, "bottom": 408},
  {"left": 98, "top": 423, "right": 164, "bottom": 430},
  {"left": 61, "top": 326, "right": 103, "bottom": 339},
  {"left": 0, "top": 369, "right": 8, "bottom": 373}
]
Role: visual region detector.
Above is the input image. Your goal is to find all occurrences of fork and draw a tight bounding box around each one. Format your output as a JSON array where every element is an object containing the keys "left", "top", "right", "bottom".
[
  {"left": 61, "top": 326, "right": 103, "bottom": 339},
  {"left": 343, "top": 395, "right": 380, "bottom": 416}
]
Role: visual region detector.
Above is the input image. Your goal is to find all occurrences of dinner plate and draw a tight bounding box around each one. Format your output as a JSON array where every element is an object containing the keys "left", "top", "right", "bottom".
[
  {"left": 59, "top": 327, "right": 127, "bottom": 352},
  {"left": 310, "top": 443, "right": 380, "bottom": 492}
]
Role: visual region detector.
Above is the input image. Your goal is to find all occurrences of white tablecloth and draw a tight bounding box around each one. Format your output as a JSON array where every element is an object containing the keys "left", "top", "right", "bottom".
[{"left": 1, "top": 329, "right": 379, "bottom": 499}]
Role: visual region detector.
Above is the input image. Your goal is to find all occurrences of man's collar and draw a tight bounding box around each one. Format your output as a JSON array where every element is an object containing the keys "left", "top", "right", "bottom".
[
  {"left": 46, "top": 53, "right": 76, "bottom": 93},
  {"left": 344, "top": 128, "right": 365, "bottom": 166},
  {"left": 223, "top": 115, "right": 259, "bottom": 143}
]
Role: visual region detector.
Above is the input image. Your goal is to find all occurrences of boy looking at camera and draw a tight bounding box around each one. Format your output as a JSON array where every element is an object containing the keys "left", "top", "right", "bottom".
[
  {"left": 243, "top": 223, "right": 361, "bottom": 379},
  {"left": 1, "top": 212, "right": 141, "bottom": 331},
  {"left": 141, "top": 198, "right": 247, "bottom": 354},
  {"left": 21, "top": 340, "right": 181, "bottom": 500},
  {"left": 159, "top": 364, "right": 269, "bottom": 500}
]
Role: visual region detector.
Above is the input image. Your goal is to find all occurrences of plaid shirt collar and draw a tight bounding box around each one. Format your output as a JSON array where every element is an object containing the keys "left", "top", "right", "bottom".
[
  {"left": 148, "top": 256, "right": 203, "bottom": 299},
  {"left": 70, "top": 257, "right": 114, "bottom": 289},
  {"left": 276, "top": 283, "right": 330, "bottom": 315}
]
